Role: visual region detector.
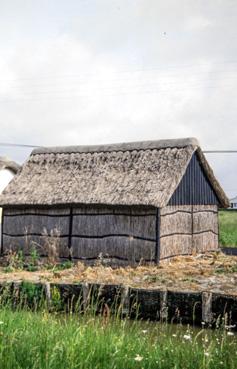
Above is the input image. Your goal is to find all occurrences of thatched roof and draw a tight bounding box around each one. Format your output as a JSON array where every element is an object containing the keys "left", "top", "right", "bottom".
[
  {"left": 0, "top": 138, "right": 229, "bottom": 208},
  {"left": 0, "top": 157, "right": 20, "bottom": 174}
]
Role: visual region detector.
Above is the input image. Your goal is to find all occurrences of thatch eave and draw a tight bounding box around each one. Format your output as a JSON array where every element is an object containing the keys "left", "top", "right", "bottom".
[
  {"left": 0, "top": 138, "right": 229, "bottom": 208},
  {"left": 0, "top": 157, "right": 21, "bottom": 174}
]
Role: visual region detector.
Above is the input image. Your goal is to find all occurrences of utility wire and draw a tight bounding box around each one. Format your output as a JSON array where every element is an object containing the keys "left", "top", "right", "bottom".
[
  {"left": 0, "top": 142, "right": 40, "bottom": 148},
  {"left": 2, "top": 59, "right": 237, "bottom": 82},
  {"left": 1, "top": 82, "right": 237, "bottom": 103},
  {"left": 3, "top": 75, "right": 237, "bottom": 95},
  {"left": 0, "top": 142, "right": 237, "bottom": 152},
  {"left": 204, "top": 150, "right": 237, "bottom": 153},
  {"left": 3, "top": 69, "right": 237, "bottom": 89}
]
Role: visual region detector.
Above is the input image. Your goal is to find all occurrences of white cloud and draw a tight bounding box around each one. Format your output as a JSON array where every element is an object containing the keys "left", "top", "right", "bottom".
[
  {"left": 0, "top": 0, "right": 236, "bottom": 197},
  {"left": 186, "top": 16, "right": 213, "bottom": 31}
]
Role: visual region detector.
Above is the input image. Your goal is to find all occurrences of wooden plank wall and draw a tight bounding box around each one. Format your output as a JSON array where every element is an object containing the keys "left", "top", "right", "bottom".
[
  {"left": 160, "top": 205, "right": 218, "bottom": 259},
  {"left": 168, "top": 153, "right": 219, "bottom": 206}
]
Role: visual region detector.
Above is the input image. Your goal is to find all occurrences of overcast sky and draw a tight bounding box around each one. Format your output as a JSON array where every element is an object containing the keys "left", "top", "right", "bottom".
[{"left": 0, "top": 0, "right": 236, "bottom": 198}]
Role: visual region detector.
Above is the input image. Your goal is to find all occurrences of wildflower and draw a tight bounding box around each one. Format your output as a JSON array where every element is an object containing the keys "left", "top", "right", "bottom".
[
  {"left": 204, "top": 352, "right": 209, "bottom": 357},
  {"left": 134, "top": 354, "right": 143, "bottom": 362},
  {"left": 172, "top": 334, "right": 177, "bottom": 337},
  {"left": 227, "top": 331, "right": 234, "bottom": 336},
  {"left": 0, "top": 322, "right": 4, "bottom": 325},
  {"left": 225, "top": 324, "right": 236, "bottom": 330},
  {"left": 142, "top": 330, "right": 148, "bottom": 334},
  {"left": 183, "top": 334, "right": 191, "bottom": 340}
]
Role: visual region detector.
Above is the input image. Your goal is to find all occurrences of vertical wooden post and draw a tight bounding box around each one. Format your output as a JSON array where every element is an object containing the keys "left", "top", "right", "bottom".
[
  {"left": 68, "top": 207, "right": 73, "bottom": 260},
  {"left": 155, "top": 208, "right": 160, "bottom": 264},
  {"left": 0, "top": 207, "right": 4, "bottom": 255}
]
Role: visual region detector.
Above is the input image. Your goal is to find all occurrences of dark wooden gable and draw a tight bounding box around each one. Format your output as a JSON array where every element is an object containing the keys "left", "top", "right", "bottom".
[{"left": 168, "top": 153, "right": 220, "bottom": 206}]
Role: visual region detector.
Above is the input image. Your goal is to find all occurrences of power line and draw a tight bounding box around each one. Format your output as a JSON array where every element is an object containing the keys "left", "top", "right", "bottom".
[
  {"left": 0, "top": 142, "right": 40, "bottom": 148},
  {"left": 203, "top": 150, "right": 237, "bottom": 153},
  {"left": 0, "top": 142, "right": 237, "bottom": 152},
  {"left": 3, "top": 75, "right": 237, "bottom": 95},
  {"left": 1, "top": 82, "right": 237, "bottom": 103},
  {"left": 2, "top": 59, "right": 237, "bottom": 83},
  {"left": 3, "top": 69, "right": 237, "bottom": 90}
]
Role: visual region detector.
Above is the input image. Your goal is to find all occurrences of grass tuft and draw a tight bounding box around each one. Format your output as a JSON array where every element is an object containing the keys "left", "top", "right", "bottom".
[{"left": 0, "top": 308, "right": 236, "bottom": 369}]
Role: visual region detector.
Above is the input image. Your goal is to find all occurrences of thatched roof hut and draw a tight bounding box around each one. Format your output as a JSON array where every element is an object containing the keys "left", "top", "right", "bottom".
[{"left": 0, "top": 138, "right": 229, "bottom": 264}]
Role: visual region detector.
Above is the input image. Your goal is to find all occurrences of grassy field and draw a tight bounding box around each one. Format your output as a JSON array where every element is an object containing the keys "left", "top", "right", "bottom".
[
  {"left": 0, "top": 308, "right": 236, "bottom": 369},
  {"left": 219, "top": 210, "right": 237, "bottom": 247}
]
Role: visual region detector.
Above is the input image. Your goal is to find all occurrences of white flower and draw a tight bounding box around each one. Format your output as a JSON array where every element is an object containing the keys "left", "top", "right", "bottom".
[
  {"left": 142, "top": 330, "right": 148, "bottom": 334},
  {"left": 0, "top": 321, "right": 4, "bottom": 325},
  {"left": 172, "top": 334, "right": 177, "bottom": 337},
  {"left": 183, "top": 334, "right": 191, "bottom": 340},
  {"left": 134, "top": 355, "right": 143, "bottom": 362},
  {"left": 227, "top": 331, "right": 234, "bottom": 336},
  {"left": 225, "top": 324, "right": 236, "bottom": 330},
  {"left": 204, "top": 352, "right": 210, "bottom": 357}
]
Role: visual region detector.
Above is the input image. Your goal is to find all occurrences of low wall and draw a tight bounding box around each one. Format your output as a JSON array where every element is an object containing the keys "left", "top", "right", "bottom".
[{"left": 1, "top": 281, "right": 237, "bottom": 329}]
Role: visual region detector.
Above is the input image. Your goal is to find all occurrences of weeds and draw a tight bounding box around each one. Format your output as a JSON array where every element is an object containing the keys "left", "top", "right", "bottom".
[
  {"left": 3, "top": 247, "right": 71, "bottom": 274},
  {"left": 215, "top": 263, "right": 237, "bottom": 274},
  {"left": 50, "top": 260, "right": 73, "bottom": 271},
  {"left": 0, "top": 308, "right": 235, "bottom": 369},
  {"left": 41, "top": 227, "right": 60, "bottom": 264},
  {"left": 0, "top": 279, "right": 235, "bottom": 369},
  {"left": 4, "top": 250, "right": 24, "bottom": 272}
]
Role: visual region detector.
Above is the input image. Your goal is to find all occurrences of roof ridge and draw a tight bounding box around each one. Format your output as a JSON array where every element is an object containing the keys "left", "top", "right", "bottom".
[{"left": 32, "top": 137, "right": 199, "bottom": 155}]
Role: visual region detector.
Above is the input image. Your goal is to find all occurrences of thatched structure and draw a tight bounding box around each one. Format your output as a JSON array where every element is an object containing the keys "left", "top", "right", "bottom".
[
  {"left": 0, "top": 157, "right": 20, "bottom": 175},
  {"left": 0, "top": 138, "right": 229, "bottom": 264}
]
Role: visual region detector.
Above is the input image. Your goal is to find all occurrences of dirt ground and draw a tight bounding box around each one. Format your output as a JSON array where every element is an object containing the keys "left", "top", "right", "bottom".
[{"left": 0, "top": 252, "right": 237, "bottom": 295}]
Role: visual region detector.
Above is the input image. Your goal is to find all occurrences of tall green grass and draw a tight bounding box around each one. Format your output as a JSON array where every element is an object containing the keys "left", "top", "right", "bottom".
[
  {"left": 0, "top": 308, "right": 235, "bottom": 369},
  {"left": 219, "top": 210, "right": 237, "bottom": 247}
]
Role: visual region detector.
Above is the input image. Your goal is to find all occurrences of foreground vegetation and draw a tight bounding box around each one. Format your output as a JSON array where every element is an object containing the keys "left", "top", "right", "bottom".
[
  {"left": 219, "top": 210, "right": 237, "bottom": 247},
  {"left": 0, "top": 308, "right": 235, "bottom": 369},
  {"left": 0, "top": 211, "right": 235, "bottom": 368}
]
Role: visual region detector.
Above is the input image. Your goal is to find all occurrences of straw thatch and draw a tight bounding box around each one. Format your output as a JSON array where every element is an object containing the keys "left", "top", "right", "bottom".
[
  {"left": 0, "top": 157, "right": 20, "bottom": 174},
  {"left": 0, "top": 138, "right": 229, "bottom": 208}
]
